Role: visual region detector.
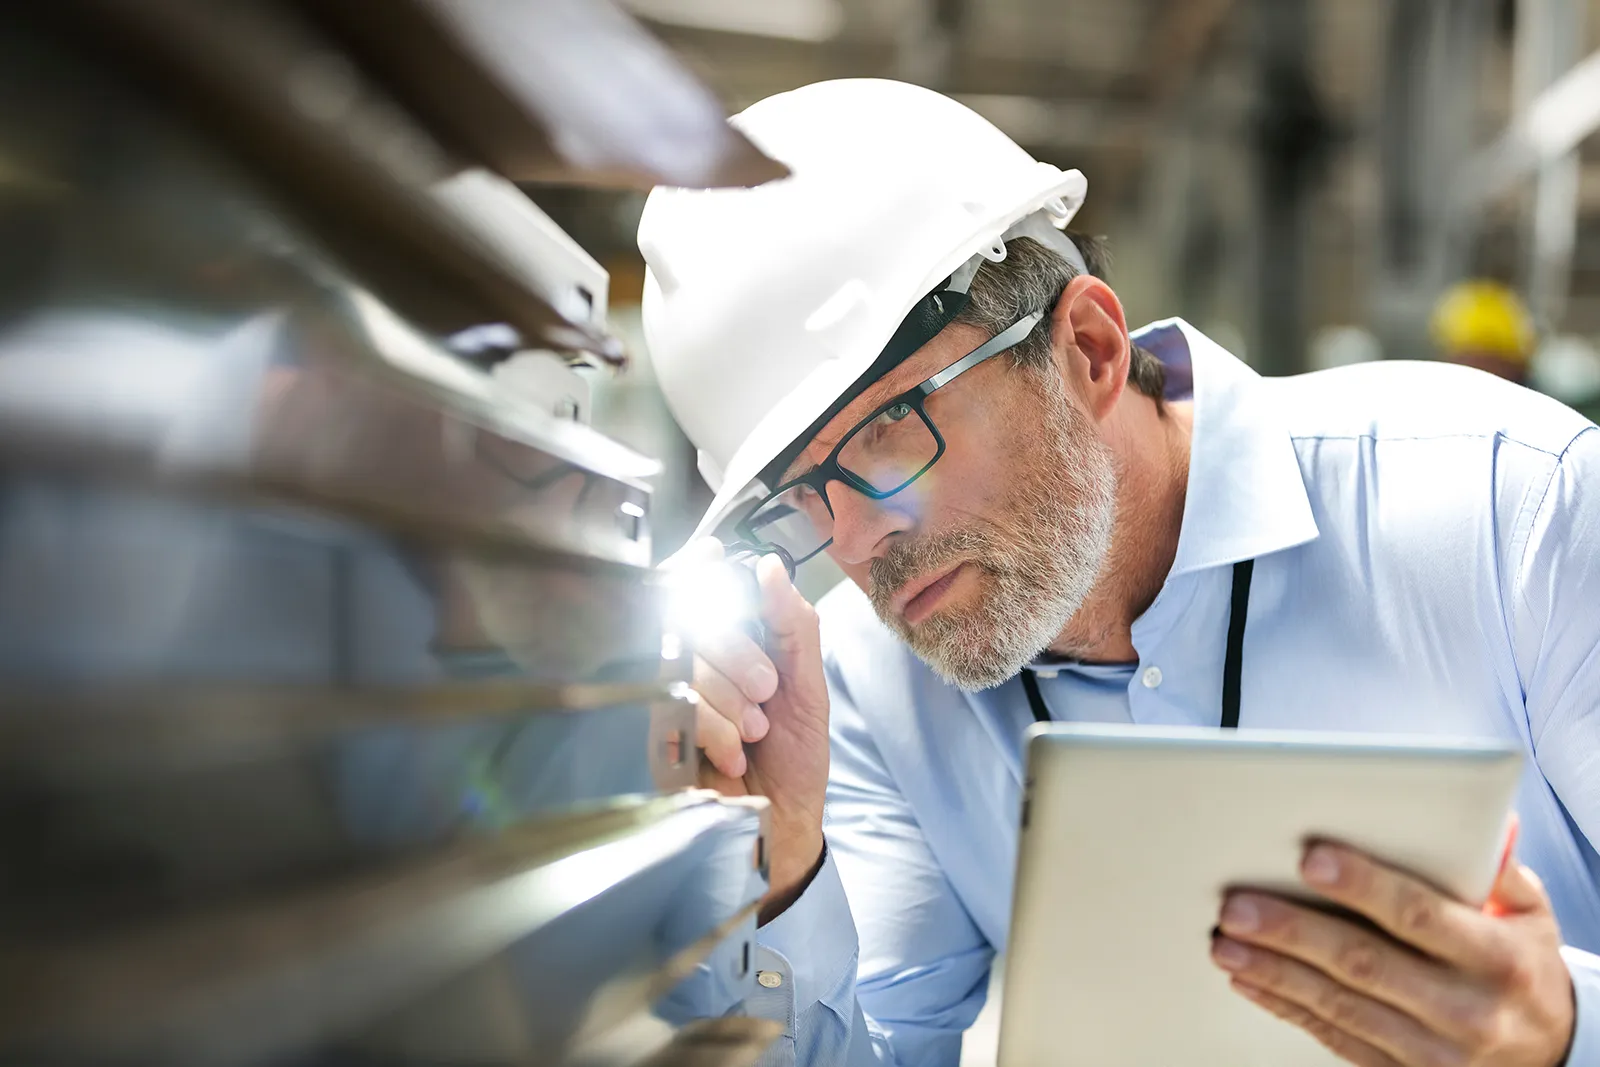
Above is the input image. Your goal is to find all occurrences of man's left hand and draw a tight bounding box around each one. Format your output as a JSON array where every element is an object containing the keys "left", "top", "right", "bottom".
[{"left": 1211, "top": 834, "right": 1576, "bottom": 1066}]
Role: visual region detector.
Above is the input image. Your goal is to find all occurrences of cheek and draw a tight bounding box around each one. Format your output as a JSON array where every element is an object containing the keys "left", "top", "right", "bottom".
[{"left": 910, "top": 413, "right": 1016, "bottom": 520}]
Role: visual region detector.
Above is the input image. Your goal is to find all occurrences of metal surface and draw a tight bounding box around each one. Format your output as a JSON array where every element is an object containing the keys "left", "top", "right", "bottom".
[
  {"left": 1512, "top": 0, "right": 1588, "bottom": 325},
  {"left": 1458, "top": 46, "right": 1600, "bottom": 210},
  {"left": 0, "top": 683, "right": 697, "bottom": 776},
  {"left": 0, "top": 793, "right": 768, "bottom": 1067},
  {"left": 0, "top": 484, "right": 669, "bottom": 688},
  {"left": 0, "top": 19, "right": 658, "bottom": 568},
  {"left": 0, "top": 8, "right": 778, "bottom": 1066},
  {"left": 1372, "top": 0, "right": 1495, "bottom": 357},
  {"left": 433, "top": 169, "right": 615, "bottom": 346},
  {"left": 300, "top": 0, "right": 790, "bottom": 190},
  {"left": 0, "top": 694, "right": 699, "bottom": 924},
  {"left": 40, "top": 0, "right": 623, "bottom": 362}
]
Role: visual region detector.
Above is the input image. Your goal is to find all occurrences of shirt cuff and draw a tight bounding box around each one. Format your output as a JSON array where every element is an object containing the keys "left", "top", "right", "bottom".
[
  {"left": 1560, "top": 945, "right": 1600, "bottom": 1066},
  {"left": 752, "top": 844, "right": 860, "bottom": 1024}
]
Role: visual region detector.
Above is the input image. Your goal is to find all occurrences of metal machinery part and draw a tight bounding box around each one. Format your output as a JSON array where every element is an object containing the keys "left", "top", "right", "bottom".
[{"left": 0, "top": 4, "right": 783, "bottom": 1066}]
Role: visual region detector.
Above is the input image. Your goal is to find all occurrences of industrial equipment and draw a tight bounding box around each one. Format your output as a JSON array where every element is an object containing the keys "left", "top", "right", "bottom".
[{"left": 0, "top": 3, "right": 785, "bottom": 1064}]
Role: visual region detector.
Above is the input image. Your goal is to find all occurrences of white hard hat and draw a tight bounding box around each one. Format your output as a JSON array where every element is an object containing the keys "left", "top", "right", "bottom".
[{"left": 638, "top": 78, "right": 1087, "bottom": 547}]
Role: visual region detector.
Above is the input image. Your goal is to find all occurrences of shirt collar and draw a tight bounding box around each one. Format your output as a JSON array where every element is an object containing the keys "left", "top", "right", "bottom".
[{"left": 1134, "top": 318, "right": 1319, "bottom": 578}]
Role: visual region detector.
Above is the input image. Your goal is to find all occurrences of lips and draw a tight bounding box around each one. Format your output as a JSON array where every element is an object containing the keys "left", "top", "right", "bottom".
[{"left": 898, "top": 563, "right": 966, "bottom": 626}]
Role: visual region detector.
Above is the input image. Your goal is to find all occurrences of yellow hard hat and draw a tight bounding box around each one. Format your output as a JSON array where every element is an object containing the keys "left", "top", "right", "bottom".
[{"left": 1430, "top": 281, "right": 1537, "bottom": 363}]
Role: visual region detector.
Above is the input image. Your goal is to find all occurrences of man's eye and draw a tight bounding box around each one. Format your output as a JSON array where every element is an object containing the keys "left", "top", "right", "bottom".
[{"left": 885, "top": 402, "right": 912, "bottom": 422}]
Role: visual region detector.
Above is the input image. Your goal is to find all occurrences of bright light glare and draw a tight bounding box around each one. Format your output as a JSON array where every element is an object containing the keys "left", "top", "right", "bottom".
[
  {"left": 620, "top": 501, "right": 646, "bottom": 518},
  {"left": 662, "top": 561, "right": 759, "bottom": 644}
]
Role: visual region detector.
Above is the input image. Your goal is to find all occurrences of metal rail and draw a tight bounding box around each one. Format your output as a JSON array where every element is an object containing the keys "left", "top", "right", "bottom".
[
  {"left": 0, "top": 681, "right": 697, "bottom": 774},
  {"left": 0, "top": 793, "right": 764, "bottom": 1067}
]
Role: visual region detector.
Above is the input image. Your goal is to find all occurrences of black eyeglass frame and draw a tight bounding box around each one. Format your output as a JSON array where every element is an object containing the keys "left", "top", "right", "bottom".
[{"left": 733, "top": 308, "right": 1047, "bottom": 567}]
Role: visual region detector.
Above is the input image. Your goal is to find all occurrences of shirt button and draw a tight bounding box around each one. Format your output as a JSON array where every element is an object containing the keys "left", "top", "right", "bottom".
[
  {"left": 1141, "top": 665, "right": 1163, "bottom": 689},
  {"left": 757, "top": 970, "right": 784, "bottom": 989}
]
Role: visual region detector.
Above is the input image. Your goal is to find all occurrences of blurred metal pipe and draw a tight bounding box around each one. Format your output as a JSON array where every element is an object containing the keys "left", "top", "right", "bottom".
[
  {"left": 0, "top": 454, "right": 646, "bottom": 574},
  {"left": 0, "top": 683, "right": 696, "bottom": 776},
  {"left": 639, "top": 22, "right": 1138, "bottom": 108},
  {"left": 1374, "top": 0, "right": 1494, "bottom": 357},
  {"left": 1085, "top": 0, "right": 1240, "bottom": 210},
  {"left": 1453, "top": 40, "right": 1600, "bottom": 213},
  {"left": 892, "top": 0, "right": 961, "bottom": 89},
  {"left": 0, "top": 793, "right": 762, "bottom": 1067},
  {"left": 1250, "top": 0, "right": 1320, "bottom": 375},
  {"left": 43, "top": 0, "right": 626, "bottom": 363},
  {"left": 1514, "top": 0, "right": 1587, "bottom": 326},
  {"left": 954, "top": 95, "right": 1152, "bottom": 153}
]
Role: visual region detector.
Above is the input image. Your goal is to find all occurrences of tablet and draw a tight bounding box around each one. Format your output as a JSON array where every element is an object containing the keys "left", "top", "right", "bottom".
[{"left": 998, "top": 724, "right": 1523, "bottom": 1067}]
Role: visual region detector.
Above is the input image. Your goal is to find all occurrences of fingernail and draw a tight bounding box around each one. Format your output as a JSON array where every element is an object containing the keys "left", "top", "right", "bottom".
[
  {"left": 731, "top": 751, "right": 748, "bottom": 778},
  {"left": 1222, "top": 896, "right": 1260, "bottom": 934},
  {"left": 743, "top": 705, "right": 769, "bottom": 741},
  {"left": 1304, "top": 847, "right": 1341, "bottom": 886},
  {"left": 1213, "top": 938, "right": 1251, "bottom": 971},
  {"left": 747, "top": 662, "right": 778, "bottom": 696}
]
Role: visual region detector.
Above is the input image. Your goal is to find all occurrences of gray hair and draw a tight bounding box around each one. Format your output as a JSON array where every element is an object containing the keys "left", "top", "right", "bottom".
[{"left": 954, "top": 232, "right": 1167, "bottom": 402}]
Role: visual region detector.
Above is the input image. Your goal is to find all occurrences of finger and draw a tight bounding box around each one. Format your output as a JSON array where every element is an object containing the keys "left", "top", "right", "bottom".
[
  {"left": 1214, "top": 937, "right": 1452, "bottom": 1066},
  {"left": 692, "top": 655, "right": 768, "bottom": 742},
  {"left": 1486, "top": 861, "right": 1550, "bottom": 923},
  {"left": 1484, "top": 815, "right": 1541, "bottom": 917},
  {"left": 1229, "top": 979, "right": 1406, "bottom": 1067},
  {"left": 1219, "top": 892, "right": 1491, "bottom": 1039},
  {"left": 756, "top": 553, "right": 817, "bottom": 646},
  {"left": 689, "top": 686, "right": 747, "bottom": 778},
  {"left": 695, "top": 628, "right": 779, "bottom": 705},
  {"left": 754, "top": 556, "right": 829, "bottom": 711},
  {"left": 1302, "top": 843, "right": 1511, "bottom": 974}
]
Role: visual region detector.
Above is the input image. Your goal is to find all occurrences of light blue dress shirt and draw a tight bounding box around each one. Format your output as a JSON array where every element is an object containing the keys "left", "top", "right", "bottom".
[{"left": 748, "top": 319, "right": 1600, "bottom": 1065}]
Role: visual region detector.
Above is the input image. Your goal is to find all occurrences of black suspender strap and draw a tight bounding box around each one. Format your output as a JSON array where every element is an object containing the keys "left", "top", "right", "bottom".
[
  {"left": 1219, "top": 558, "right": 1254, "bottom": 730},
  {"left": 1021, "top": 666, "right": 1050, "bottom": 723},
  {"left": 1025, "top": 559, "right": 1255, "bottom": 729}
]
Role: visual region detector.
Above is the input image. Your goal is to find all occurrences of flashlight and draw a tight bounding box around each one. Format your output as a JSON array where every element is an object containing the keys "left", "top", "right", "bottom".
[{"left": 662, "top": 543, "right": 795, "bottom": 648}]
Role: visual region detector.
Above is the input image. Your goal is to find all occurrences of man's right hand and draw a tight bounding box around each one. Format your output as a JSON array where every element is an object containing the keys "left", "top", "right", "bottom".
[{"left": 681, "top": 539, "right": 832, "bottom": 923}]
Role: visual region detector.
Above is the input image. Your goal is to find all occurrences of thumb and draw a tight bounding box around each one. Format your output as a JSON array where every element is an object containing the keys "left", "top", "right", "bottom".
[{"left": 1486, "top": 815, "right": 1547, "bottom": 917}]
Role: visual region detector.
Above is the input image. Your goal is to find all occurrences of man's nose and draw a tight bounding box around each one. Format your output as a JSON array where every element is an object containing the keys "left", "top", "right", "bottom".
[{"left": 825, "top": 480, "right": 915, "bottom": 565}]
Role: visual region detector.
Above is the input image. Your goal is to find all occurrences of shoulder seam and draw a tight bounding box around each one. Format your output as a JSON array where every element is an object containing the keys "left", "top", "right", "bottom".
[
  {"left": 1506, "top": 425, "right": 1596, "bottom": 749},
  {"left": 1287, "top": 430, "right": 1577, "bottom": 460}
]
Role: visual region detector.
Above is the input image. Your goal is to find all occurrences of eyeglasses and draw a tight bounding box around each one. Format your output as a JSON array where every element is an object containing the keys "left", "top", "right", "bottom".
[{"left": 733, "top": 308, "right": 1046, "bottom": 569}]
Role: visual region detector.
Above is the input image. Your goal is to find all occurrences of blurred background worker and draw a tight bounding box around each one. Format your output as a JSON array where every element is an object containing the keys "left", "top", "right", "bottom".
[{"left": 1431, "top": 280, "right": 1539, "bottom": 384}]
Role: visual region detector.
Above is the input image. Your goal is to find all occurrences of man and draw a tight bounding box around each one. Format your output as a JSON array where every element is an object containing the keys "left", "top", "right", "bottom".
[
  {"left": 1431, "top": 279, "right": 1538, "bottom": 385},
  {"left": 638, "top": 79, "right": 1600, "bottom": 1066}
]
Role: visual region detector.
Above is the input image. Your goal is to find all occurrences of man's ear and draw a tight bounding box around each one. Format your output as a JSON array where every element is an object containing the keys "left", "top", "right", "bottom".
[{"left": 1048, "top": 275, "right": 1130, "bottom": 422}]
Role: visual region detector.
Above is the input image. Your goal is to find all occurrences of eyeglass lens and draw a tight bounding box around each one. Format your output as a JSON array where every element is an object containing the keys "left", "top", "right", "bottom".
[{"left": 745, "top": 402, "right": 939, "bottom": 561}]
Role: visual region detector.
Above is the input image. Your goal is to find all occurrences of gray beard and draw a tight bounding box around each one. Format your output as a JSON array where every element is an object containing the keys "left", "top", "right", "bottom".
[{"left": 868, "top": 383, "right": 1117, "bottom": 690}]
